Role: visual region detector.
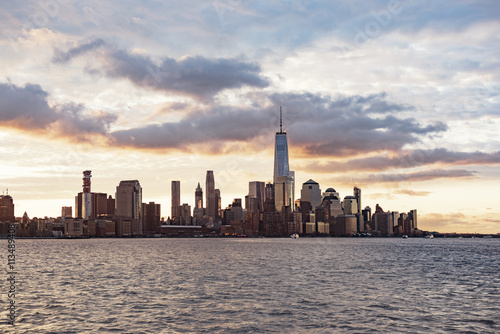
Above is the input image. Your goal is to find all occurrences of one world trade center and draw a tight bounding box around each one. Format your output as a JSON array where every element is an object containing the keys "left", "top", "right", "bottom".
[{"left": 273, "top": 107, "right": 294, "bottom": 211}]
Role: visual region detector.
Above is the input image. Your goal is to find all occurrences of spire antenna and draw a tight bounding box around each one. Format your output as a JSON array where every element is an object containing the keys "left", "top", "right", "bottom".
[{"left": 280, "top": 106, "right": 283, "bottom": 133}]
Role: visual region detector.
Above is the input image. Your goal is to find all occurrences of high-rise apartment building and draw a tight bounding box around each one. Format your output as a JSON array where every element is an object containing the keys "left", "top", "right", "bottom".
[
  {"left": 115, "top": 180, "right": 142, "bottom": 235},
  {"left": 206, "top": 171, "right": 216, "bottom": 219},
  {"left": 171, "top": 180, "right": 181, "bottom": 218}
]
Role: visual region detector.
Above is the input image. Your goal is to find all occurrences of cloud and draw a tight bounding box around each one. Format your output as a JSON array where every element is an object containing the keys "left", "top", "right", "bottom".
[
  {"left": 3, "top": 80, "right": 438, "bottom": 155},
  {"left": 394, "top": 189, "right": 431, "bottom": 196},
  {"left": 52, "top": 39, "right": 270, "bottom": 100},
  {"left": 0, "top": 81, "right": 115, "bottom": 141},
  {"left": 272, "top": 92, "right": 446, "bottom": 156},
  {"left": 110, "top": 105, "right": 271, "bottom": 151},
  {"left": 299, "top": 149, "right": 500, "bottom": 173},
  {"left": 336, "top": 169, "right": 477, "bottom": 185},
  {"left": 52, "top": 38, "right": 106, "bottom": 63},
  {"left": 107, "top": 91, "right": 447, "bottom": 155}
]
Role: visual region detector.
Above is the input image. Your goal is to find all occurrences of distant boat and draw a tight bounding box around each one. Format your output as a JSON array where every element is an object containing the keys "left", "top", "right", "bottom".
[
  {"left": 290, "top": 233, "right": 299, "bottom": 239},
  {"left": 483, "top": 235, "right": 492, "bottom": 238},
  {"left": 402, "top": 235, "right": 408, "bottom": 239},
  {"left": 425, "top": 234, "right": 434, "bottom": 239}
]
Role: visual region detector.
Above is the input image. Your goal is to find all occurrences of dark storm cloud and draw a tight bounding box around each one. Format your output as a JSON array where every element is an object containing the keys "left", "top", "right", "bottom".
[
  {"left": 0, "top": 82, "right": 115, "bottom": 140},
  {"left": 270, "top": 92, "right": 445, "bottom": 156},
  {"left": 110, "top": 106, "right": 270, "bottom": 150},
  {"left": 52, "top": 39, "right": 270, "bottom": 99},
  {"left": 0, "top": 82, "right": 56, "bottom": 128},
  {"left": 109, "top": 91, "right": 446, "bottom": 156},
  {"left": 300, "top": 149, "right": 500, "bottom": 173}
]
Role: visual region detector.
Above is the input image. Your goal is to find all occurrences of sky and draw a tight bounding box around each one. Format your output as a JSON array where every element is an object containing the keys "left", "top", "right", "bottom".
[{"left": 0, "top": 0, "right": 499, "bottom": 233}]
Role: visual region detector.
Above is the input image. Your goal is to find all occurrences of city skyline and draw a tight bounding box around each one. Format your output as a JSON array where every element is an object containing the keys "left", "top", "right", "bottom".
[{"left": 0, "top": 2, "right": 499, "bottom": 233}]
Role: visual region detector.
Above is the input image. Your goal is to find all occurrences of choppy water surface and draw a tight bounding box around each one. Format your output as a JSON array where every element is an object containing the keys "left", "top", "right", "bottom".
[{"left": 2, "top": 238, "right": 499, "bottom": 333}]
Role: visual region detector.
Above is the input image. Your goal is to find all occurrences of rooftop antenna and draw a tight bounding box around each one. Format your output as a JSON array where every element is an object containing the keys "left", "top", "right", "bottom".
[{"left": 280, "top": 106, "right": 283, "bottom": 133}]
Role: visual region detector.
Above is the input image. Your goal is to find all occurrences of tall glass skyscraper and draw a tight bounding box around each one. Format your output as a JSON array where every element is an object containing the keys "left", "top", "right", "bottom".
[
  {"left": 273, "top": 107, "right": 290, "bottom": 183},
  {"left": 273, "top": 107, "right": 294, "bottom": 211}
]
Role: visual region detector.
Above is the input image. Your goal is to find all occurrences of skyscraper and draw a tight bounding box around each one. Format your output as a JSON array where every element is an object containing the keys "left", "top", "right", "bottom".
[
  {"left": 249, "top": 181, "right": 265, "bottom": 212},
  {"left": 273, "top": 107, "right": 294, "bottom": 211},
  {"left": 82, "top": 170, "right": 92, "bottom": 220},
  {"left": 206, "top": 171, "right": 216, "bottom": 219},
  {"left": 354, "top": 187, "right": 361, "bottom": 215},
  {"left": 171, "top": 180, "right": 180, "bottom": 218},
  {"left": 353, "top": 187, "right": 363, "bottom": 232},
  {"left": 195, "top": 182, "right": 203, "bottom": 209},
  {"left": 300, "top": 179, "right": 321, "bottom": 210},
  {"left": 142, "top": 202, "right": 160, "bottom": 234},
  {"left": 0, "top": 194, "right": 15, "bottom": 222},
  {"left": 275, "top": 175, "right": 294, "bottom": 211},
  {"left": 273, "top": 106, "right": 290, "bottom": 184},
  {"left": 115, "top": 180, "right": 142, "bottom": 235}
]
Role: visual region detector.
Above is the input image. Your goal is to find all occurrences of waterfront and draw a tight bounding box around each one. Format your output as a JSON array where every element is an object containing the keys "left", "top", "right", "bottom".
[{"left": 2, "top": 238, "right": 499, "bottom": 333}]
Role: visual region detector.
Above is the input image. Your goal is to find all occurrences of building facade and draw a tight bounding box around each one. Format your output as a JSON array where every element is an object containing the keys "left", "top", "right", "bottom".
[
  {"left": 115, "top": 180, "right": 143, "bottom": 235},
  {"left": 171, "top": 180, "right": 181, "bottom": 218}
]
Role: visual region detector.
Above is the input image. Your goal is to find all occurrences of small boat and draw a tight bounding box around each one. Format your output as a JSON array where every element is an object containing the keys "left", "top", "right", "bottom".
[
  {"left": 290, "top": 233, "right": 299, "bottom": 239},
  {"left": 402, "top": 235, "right": 408, "bottom": 239},
  {"left": 425, "top": 234, "right": 434, "bottom": 239}
]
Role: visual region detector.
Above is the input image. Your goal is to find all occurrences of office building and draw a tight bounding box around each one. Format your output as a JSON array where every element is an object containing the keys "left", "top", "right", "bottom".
[
  {"left": 143, "top": 202, "right": 161, "bottom": 234},
  {"left": 248, "top": 181, "right": 265, "bottom": 212},
  {"left": 275, "top": 175, "right": 294, "bottom": 211},
  {"left": 343, "top": 196, "right": 358, "bottom": 215},
  {"left": 206, "top": 171, "right": 216, "bottom": 219},
  {"left": 171, "top": 180, "right": 180, "bottom": 218},
  {"left": 272, "top": 107, "right": 295, "bottom": 211},
  {"left": 273, "top": 107, "right": 290, "bottom": 183},
  {"left": 61, "top": 206, "right": 72, "bottom": 218},
  {"left": 195, "top": 182, "right": 203, "bottom": 209},
  {"left": 0, "top": 194, "right": 15, "bottom": 222},
  {"left": 82, "top": 170, "right": 92, "bottom": 220},
  {"left": 354, "top": 187, "right": 361, "bottom": 215},
  {"left": 300, "top": 179, "right": 321, "bottom": 210},
  {"left": 115, "top": 180, "right": 142, "bottom": 235}
]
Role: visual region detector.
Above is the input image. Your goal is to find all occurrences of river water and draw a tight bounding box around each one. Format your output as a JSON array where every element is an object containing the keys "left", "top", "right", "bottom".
[{"left": 2, "top": 237, "right": 499, "bottom": 333}]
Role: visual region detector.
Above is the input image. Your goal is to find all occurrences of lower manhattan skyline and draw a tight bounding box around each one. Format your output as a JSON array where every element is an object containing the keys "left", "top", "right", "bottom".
[{"left": 0, "top": 1, "right": 499, "bottom": 234}]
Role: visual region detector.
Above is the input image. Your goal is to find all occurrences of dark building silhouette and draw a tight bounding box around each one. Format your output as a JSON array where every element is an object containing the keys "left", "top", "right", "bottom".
[
  {"left": 171, "top": 180, "right": 180, "bottom": 218},
  {"left": 206, "top": 171, "right": 216, "bottom": 219},
  {"left": 0, "top": 194, "right": 15, "bottom": 222},
  {"left": 142, "top": 202, "right": 161, "bottom": 235}
]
